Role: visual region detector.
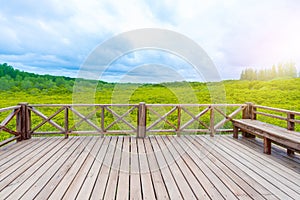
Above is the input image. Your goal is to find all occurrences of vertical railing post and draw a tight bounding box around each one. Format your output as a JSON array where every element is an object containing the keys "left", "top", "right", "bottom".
[
  {"left": 137, "top": 102, "right": 146, "bottom": 138},
  {"left": 16, "top": 107, "right": 22, "bottom": 141},
  {"left": 177, "top": 105, "right": 181, "bottom": 136},
  {"left": 16, "top": 102, "right": 31, "bottom": 141},
  {"left": 287, "top": 113, "right": 295, "bottom": 131},
  {"left": 101, "top": 106, "right": 105, "bottom": 137},
  {"left": 252, "top": 105, "right": 257, "bottom": 120},
  {"left": 242, "top": 102, "right": 256, "bottom": 138},
  {"left": 242, "top": 104, "right": 248, "bottom": 120},
  {"left": 287, "top": 112, "right": 295, "bottom": 155},
  {"left": 64, "top": 106, "right": 69, "bottom": 139},
  {"left": 242, "top": 102, "right": 256, "bottom": 119},
  {"left": 210, "top": 106, "right": 215, "bottom": 137},
  {"left": 27, "top": 106, "right": 31, "bottom": 139}
]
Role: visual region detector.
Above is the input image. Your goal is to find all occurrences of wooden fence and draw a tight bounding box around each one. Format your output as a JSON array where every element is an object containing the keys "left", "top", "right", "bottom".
[
  {"left": 1, "top": 102, "right": 299, "bottom": 146},
  {"left": 0, "top": 105, "right": 22, "bottom": 146},
  {"left": 252, "top": 105, "right": 300, "bottom": 132}
]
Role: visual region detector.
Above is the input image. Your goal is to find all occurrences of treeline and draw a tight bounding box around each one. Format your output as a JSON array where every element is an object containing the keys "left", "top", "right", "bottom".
[
  {"left": 240, "top": 62, "right": 298, "bottom": 81},
  {"left": 0, "top": 63, "right": 78, "bottom": 93},
  {"left": 0, "top": 63, "right": 114, "bottom": 94}
]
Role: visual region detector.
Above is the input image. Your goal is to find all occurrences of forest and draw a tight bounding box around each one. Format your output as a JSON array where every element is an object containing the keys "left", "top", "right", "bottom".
[
  {"left": 1, "top": 63, "right": 300, "bottom": 141},
  {"left": 240, "top": 62, "right": 298, "bottom": 81}
]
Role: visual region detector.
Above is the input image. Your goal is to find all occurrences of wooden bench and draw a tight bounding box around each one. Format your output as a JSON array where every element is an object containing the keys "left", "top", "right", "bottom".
[{"left": 232, "top": 119, "right": 300, "bottom": 155}]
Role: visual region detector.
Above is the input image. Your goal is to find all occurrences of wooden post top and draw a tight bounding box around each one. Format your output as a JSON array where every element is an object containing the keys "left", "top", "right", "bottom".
[{"left": 18, "top": 102, "right": 29, "bottom": 105}]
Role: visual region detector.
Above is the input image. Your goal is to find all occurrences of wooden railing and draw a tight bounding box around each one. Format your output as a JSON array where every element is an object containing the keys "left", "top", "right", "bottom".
[
  {"left": 28, "top": 103, "right": 139, "bottom": 137},
  {"left": 0, "top": 105, "right": 22, "bottom": 146},
  {"left": 3, "top": 102, "right": 299, "bottom": 147},
  {"left": 252, "top": 105, "right": 300, "bottom": 132},
  {"left": 145, "top": 104, "right": 246, "bottom": 135},
  {"left": 0, "top": 102, "right": 249, "bottom": 146}
]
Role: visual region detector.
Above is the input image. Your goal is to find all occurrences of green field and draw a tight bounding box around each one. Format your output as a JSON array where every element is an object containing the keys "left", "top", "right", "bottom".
[
  {"left": 1, "top": 78, "right": 300, "bottom": 109},
  {"left": 1, "top": 63, "right": 300, "bottom": 141}
]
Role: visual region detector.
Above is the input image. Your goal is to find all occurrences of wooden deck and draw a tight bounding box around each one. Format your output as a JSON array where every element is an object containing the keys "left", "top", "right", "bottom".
[{"left": 0, "top": 135, "right": 300, "bottom": 200}]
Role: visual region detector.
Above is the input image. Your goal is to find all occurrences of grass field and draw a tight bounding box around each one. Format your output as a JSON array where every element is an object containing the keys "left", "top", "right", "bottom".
[{"left": 1, "top": 78, "right": 300, "bottom": 141}]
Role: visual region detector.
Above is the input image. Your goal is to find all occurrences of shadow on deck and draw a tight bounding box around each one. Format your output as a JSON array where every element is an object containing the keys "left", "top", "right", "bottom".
[{"left": 0, "top": 135, "right": 300, "bottom": 200}]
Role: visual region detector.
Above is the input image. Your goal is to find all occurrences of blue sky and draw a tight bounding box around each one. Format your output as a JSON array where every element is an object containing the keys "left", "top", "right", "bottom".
[{"left": 0, "top": 0, "right": 299, "bottom": 82}]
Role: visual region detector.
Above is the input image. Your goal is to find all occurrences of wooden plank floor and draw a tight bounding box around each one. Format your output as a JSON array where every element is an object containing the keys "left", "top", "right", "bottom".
[{"left": 0, "top": 135, "right": 300, "bottom": 200}]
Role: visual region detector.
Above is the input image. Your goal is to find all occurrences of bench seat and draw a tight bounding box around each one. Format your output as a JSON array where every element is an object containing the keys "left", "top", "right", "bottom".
[{"left": 232, "top": 119, "right": 300, "bottom": 154}]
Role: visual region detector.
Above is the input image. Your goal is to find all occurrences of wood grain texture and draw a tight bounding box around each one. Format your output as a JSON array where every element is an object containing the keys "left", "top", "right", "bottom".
[
  {"left": 232, "top": 119, "right": 300, "bottom": 154},
  {"left": 0, "top": 135, "right": 299, "bottom": 199}
]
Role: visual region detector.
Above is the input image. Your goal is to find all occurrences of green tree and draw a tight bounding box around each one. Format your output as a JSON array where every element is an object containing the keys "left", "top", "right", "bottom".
[
  {"left": 285, "top": 62, "right": 297, "bottom": 78},
  {"left": 257, "top": 69, "right": 266, "bottom": 80},
  {"left": 277, "top": 63, "right": 284, "bottom": 77},
  {"left": 271, "top": 65, "right": 277, "bottom": 79},
  {"left": 240, "top": 69, "right": 246, "bottom": 80}
]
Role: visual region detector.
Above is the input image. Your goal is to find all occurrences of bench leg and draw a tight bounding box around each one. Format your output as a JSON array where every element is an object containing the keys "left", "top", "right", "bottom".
[
  {"left": 233, "top": 126, "right": 239, "bottom": 139},
  {"left": 242, "top": 132, "right": 256, "bottom": 138},
  {"left": 287, "top": 149, "right": 295, "bottom": 156},
  {"left": 264, "top": 138, "right": 271, "bottom": 154}
]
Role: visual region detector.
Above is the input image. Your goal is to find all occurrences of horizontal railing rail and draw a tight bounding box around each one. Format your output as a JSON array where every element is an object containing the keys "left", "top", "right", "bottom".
[
  {"left": 252, "top": 105, "right": 300, "bottom": 131},
  {"left": 146, "top": 104, "right": 247, "bottom": 136},
  {"left": 28, "top": 104, "right": 139, "bottom": 137},
  {"left": 0, "top": 102, "right": 249, "bottom": 146},
  {"left": 28, "top": 103, "right": 247, "bottom": 137},
  {"left": 2, "top": 102, "right": 299, "bottom": 146}
]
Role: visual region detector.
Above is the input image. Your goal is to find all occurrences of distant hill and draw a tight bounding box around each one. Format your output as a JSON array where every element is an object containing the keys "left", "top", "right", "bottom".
[
  {"left": 0, "top": 63, "right": 110, "bottom": 92},
  {"left": 0, "top": 63, "right": 75, "bottom": 81}
]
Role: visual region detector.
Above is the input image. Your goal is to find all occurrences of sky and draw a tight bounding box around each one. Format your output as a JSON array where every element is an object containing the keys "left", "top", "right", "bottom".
[{"left": 0, "top": 0, "right": 300, "bottom": 83}]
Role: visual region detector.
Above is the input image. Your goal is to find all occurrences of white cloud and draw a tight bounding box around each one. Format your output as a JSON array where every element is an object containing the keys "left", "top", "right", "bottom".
[{"left": 0, "top": 0, "right": 299, "bottom": 81}]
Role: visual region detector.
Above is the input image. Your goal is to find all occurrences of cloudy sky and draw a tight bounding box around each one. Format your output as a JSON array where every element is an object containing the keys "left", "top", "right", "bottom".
[{"left": 0, "top": 0, "right": 300, "bottom": 82}]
